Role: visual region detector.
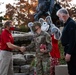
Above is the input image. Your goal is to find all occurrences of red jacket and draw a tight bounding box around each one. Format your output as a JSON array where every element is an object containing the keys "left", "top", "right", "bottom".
[
  {"left": 0, "top": 34, "right": 1, "bottom": 49},
  {"left": 50, "top": 35, "right": 60, "bottom": 58}
]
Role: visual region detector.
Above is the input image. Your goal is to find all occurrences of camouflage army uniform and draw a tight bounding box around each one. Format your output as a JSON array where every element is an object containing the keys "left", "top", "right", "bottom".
[{"left": 26, "top": 31, "right": 52, "bottom": 75}]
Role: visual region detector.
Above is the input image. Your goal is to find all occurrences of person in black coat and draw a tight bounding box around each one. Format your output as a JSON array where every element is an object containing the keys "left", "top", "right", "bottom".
[{"left": 56, "top": 8, "right": 76, "bottom": 75}]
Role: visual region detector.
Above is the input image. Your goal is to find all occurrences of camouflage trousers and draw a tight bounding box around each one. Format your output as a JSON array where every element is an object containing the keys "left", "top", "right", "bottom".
[{"left": 35, "top": 56, "right": 51, "bottom": 75}]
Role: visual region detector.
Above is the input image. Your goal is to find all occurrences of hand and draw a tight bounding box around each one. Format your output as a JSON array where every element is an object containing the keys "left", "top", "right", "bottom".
[
  {"left": 40, "top": 49, "right": 47, "bottom": 53},
  {"left": 65, "top": 54, "right": 71, "bottom": 62},
  {"left": 20, "top": 46, "right": 26, "bottom": 52}
]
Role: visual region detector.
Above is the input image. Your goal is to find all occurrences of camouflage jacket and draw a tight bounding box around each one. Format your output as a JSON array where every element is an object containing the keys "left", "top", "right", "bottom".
[{"left": 26, "top": 31, "right": 52, "bottom": 57}]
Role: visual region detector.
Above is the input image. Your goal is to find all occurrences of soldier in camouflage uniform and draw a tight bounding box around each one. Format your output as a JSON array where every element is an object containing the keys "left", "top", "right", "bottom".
[{"left": 25, "top": 22, "right": 52, "bottom": 75}]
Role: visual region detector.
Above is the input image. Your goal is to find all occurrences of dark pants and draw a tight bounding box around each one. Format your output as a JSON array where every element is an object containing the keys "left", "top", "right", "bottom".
[{"left": 67, "top": 55, "right": 76, "bottom": 75}]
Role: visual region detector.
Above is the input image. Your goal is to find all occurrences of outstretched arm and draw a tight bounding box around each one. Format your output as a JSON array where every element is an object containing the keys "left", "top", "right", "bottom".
[{"left": 25, "top": 39, "right": 35, "bottom": 51}]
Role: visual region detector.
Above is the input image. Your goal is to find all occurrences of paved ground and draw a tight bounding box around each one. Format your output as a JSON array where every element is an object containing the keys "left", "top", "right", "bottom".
[
  {"left": 14, "top": 73, "right": 33, "bottom": 75},
  {"left": 15, "top": 73, "right": 25, "bottom": 75}
]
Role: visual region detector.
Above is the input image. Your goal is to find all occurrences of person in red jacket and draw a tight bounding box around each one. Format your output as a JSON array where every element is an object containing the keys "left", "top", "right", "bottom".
[
  {"left": 0, "top": 20, "right": 25, "bottom": 75},
  {"left": 0, "top": 28, "right": 2, "bottom": 49},
  {"left": 50, "top": 34, "right": 60, "bottom": 75}
]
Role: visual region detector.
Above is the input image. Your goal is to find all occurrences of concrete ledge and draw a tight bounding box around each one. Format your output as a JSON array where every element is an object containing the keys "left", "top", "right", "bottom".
[
  {"left": 14, "top": 73, "right": 27, "bottom": 75},
  {"left": 55, "top": 65, "right": 69, "bottom": 75}
]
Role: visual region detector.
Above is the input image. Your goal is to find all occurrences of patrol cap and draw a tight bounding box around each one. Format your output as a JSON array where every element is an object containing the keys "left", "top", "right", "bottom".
[{"left": 33, "top": 21, "right": 41, "bottom": 27}]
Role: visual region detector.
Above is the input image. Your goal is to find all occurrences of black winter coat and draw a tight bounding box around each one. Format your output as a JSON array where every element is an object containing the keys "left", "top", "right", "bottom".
[{"left": 61, "top": 17, "right": 76, "bottom": 55}]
